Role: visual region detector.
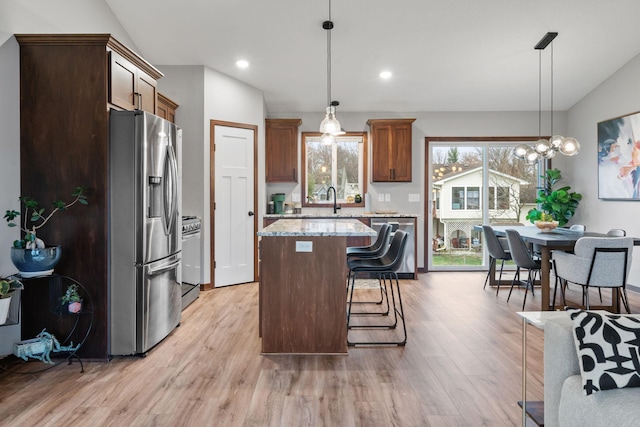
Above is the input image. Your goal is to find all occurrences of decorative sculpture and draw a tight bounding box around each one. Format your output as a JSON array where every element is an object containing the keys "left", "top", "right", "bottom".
[{"left": 13, "top": 329, "right": 80, "bottom": 364}]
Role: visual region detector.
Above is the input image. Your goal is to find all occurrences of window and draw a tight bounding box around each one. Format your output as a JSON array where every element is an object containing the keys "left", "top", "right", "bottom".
[
  {"left": 451, "top": 186, "right": 480, "bottom": 210},
  {"left": 466, "top": 187, "right": 480, "bottom": 210},
  {"left": 488, "top": 186, "right": 510, "bottom": 210},
  {"left": 451, "top": 187, "right": 464, "bottom": 210},
  {"left": 302, "top": 132, "right": 367, "bottom": 207}
]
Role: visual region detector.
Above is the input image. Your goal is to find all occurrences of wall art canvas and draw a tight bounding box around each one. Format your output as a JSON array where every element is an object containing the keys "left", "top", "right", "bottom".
[{"left": 598, "top": 111, "right": 640, "bottom": 200}]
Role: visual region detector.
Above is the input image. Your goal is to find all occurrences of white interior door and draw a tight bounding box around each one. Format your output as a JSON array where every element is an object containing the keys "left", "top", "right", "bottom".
[{"left": 214, "top": 125, "right": 255, "bottom": 286}]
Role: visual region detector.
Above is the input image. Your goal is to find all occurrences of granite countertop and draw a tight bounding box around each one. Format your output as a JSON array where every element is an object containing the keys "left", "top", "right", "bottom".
[
  {"left": 257, "top": 218, "right": 377, "bottom": 237},
  {"left": 264, "top": 212, "right": 418, "bottom": 219}
]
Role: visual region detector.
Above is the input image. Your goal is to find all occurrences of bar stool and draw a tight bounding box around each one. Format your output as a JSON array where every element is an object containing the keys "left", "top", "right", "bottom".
[
  {"left": 346, "top": 230, "right": 408, "bottom": 346},
  {"left": 346, "top": 224, "right": 392, "bottom": 313}
]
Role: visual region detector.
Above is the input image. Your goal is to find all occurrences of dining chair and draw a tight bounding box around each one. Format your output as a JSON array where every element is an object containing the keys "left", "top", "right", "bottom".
[
  {"left": 481, "top": 225, "right": 512, "bottom": 294},
  {"left": 552, "top": 236, "right": 633, "bottom": 313},
  {"left": 569, "top": 224, "right": 586, "bottom": 232},
  {"left": 505, "top": 229, "right": 542, "bottom": 310},
  {"left": 607, "top": 228, "right": 626, "bottom": 237}
]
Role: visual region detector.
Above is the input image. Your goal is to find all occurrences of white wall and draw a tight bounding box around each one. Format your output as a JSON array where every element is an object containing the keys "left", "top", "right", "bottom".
[
  {"left": 0, "top": 37, "right": 22, "bottom": 354},
  {"left": 158, "top": 65, "right": 266, "bottom": 286},
  {"left": 564, "top": 52, "right": 640, "bottom": 283}
]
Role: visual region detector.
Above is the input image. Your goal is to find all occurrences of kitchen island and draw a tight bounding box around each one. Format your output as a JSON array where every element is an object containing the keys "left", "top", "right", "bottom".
[{"left": 258, "top": 218, "right": 376, "bottom": 354}]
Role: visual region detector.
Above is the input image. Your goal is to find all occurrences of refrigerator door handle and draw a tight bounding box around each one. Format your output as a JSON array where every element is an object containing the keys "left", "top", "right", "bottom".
[
  {"left": 163, "top": 144, "right": 179, "bottom": 234},
  {"left": 148, "top": 258, "right": 181, "bottom": 277}
]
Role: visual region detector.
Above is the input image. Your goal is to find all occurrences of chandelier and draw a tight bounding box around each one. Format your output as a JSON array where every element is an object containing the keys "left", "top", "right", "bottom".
[
  {"left": 318, "top": 0, "right": 342, "bottom": 142},
  {"left": 514, "top": 32, "right": 580, "bottom": 164}
]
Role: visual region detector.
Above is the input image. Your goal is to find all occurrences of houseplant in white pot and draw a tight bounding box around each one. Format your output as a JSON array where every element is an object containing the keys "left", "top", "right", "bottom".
[
  {"left": 0, "top": 276, "right": 23, "bottom": 324},
  {"left": 4, "top": 187, "right": 88, "bottom": 277}
]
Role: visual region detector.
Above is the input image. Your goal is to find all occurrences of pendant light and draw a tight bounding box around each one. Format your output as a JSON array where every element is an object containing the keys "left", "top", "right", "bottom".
[
  {"left": 513, "top": 32, "right": 580, "bottom": 164},
  {"left": 319, "top": 0, "right": 341, "bottom": 138}
]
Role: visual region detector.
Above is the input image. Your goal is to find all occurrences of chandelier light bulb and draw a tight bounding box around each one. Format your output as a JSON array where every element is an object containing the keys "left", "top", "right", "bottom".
[
  {"left": 560, "top": 137, "right": 580, "bottom": 156},
  {"left": 513, "top": 144, "right": 530, "bottom": 160},
  {"left": 321, "top": 133, "right": 335, "bottom": 145},
  {"left": 525, "top": 148, "right": 540, "bottom": 164},
  {"left": 549, "top": 135, "right": 564, "bottom": 150},
  {"left": 533, "top": 139, "right": 552, "bottom": 154}
]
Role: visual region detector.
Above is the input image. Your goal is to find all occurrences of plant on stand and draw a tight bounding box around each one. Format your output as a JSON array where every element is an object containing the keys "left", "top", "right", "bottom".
[
  {"left": 3, "top": 187, "right": 88, "bottom": 276},
  {"left": 60, "top": 283, "right": 82, "bottom": 314},
  {"left": 0, "top": 276, "right": 23, "bottom": 324},
  {"left": 525, "top": 168, "right": 582, "bottom": 228}
]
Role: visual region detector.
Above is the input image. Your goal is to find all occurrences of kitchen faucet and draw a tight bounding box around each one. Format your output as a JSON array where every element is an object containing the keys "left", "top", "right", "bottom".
[{"left": 327, "top": 186, "right": 341, "bottom": 214}]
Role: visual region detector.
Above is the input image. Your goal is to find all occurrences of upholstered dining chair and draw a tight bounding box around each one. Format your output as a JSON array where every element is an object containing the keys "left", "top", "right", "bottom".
[
  {"left": 482, "top": 225, "right": 512, "bottom": 294},
  {"left": 505, "top": 229, "right": 542, "bottom": 310},
  {"left": 552, "top": 236, "right": 634, "bottom": 313},
  {"left": 569, "top": 224, "right": 586, "bottom": 232},
  {"left": 607, "top": 228, "right": 626, "bottom": 237}
]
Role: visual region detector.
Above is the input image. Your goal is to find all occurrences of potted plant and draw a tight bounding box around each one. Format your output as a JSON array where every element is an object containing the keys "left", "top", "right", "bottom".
[
  {"left": 60, "top": 283, "right": 82, "bottom": 314},
  {"left": 0, "top": 276, "right": 23, "bottom": 324},
  {"left": 4, "top": 187, "right": 88, "bottom": 277},
  {"left": 526, "top": 168, "right": 582, "bottom": 229}
]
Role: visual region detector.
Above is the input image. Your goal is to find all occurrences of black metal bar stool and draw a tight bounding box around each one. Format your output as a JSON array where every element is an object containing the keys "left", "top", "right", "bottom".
[
  {"left": 346, "top": 223, "right": 392, "bottom": 313},
  {"left": 346, "top": 230, "right": 408, "bottom": 346}
]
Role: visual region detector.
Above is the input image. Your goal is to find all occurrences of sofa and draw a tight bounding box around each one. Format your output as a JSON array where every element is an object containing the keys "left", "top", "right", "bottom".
[{"left": 544, "top": 313, "right": 640, "bottom": 427}]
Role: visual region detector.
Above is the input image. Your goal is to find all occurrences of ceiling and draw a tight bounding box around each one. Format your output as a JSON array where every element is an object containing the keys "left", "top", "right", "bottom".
[{"left": 105, "top": 0, "right": 640, "bottom": 114}]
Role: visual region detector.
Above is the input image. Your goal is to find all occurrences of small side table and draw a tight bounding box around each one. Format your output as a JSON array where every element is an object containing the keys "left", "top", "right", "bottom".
[{"left": 517, "top": 311, "right": 568, "bottom": 427}]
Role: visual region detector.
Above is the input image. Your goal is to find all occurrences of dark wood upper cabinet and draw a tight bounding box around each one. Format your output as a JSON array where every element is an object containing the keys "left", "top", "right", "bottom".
[
  {"left": 157, "top": 93, "right": 179, "bottom": 123},
  {"left": 15, "top": 34, "right": 163, "bottom": 359},
  {"left": 265, "top": 118, "right": 301, "bottom": 183},
  {"left": 109, "top": 50, "right": 158, "bottom": 114},
  {"left": 368, "top": 118, "right": 416, "bottom": 182}
]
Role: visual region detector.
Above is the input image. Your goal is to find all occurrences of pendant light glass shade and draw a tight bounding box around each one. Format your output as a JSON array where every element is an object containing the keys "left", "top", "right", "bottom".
[{"left": 319, "top": 106, "right": 341, "bottom": 135}]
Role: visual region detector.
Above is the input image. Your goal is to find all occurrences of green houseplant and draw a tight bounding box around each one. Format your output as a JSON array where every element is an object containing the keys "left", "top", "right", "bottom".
[
  {"left": 525, "top": 168, "right": 582, "bottom": 227},
  {"left": 60, "top": 283, "right": 82, "bottom": 314},
  {"left": 0, "top": 276, "right": 23, "bottom": 324},
  {"left": 4, "top": 187, "right": 88, "bottom": 276}
]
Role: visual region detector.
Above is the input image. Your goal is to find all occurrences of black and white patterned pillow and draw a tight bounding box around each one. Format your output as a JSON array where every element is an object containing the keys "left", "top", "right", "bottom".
[{"left": 569, "top": 309, "right": 640, "bottom": 395}]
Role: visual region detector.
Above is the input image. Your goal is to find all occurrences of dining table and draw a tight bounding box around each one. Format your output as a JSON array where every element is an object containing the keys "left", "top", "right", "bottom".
[{"left": 486, "top": 225, "right": 639, "bottom": 312}]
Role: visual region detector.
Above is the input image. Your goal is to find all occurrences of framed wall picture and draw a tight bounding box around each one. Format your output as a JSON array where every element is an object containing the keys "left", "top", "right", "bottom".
[{"left": 597, "top": 111, "right": 640, "bottom": 200}]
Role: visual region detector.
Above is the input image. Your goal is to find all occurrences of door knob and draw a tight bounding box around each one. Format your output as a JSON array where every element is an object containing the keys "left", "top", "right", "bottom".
[{"left": 248, "top": 211, "right": 255, "bottom": 216}]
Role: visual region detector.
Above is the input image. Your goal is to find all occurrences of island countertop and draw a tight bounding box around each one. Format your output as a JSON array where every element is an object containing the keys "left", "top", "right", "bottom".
[{"left": 258, "top": 218, "right": 377, "bottom": 237}]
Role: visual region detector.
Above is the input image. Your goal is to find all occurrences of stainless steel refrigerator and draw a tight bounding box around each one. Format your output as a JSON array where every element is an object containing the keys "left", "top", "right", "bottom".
[{"left": 109, "top": 110, "right": 182, "bottom": 356}]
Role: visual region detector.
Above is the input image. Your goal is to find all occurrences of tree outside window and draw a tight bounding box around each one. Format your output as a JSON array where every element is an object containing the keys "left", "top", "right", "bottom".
[{"left": 302, "top": 133, "right": 367, "bottom": 206}]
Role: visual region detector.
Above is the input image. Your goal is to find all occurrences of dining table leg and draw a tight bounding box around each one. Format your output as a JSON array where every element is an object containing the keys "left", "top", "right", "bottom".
[{"left": 541, "top": 247, "right": 551, "bottom": 311}]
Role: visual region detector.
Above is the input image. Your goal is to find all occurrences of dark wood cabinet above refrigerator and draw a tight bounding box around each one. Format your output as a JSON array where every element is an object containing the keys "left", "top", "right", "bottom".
[{"left": 16, "top": 34, "right": 164, "bottom": 359}]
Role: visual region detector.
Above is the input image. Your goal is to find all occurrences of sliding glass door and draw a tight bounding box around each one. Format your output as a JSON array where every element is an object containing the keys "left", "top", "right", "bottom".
[{"left": 426, "top": 138, "right": 540, "bottom": 271}]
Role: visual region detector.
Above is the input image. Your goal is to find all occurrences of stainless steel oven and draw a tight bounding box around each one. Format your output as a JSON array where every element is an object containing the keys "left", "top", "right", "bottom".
[{"left": 181, "top": 216, "right": 201, "bottom": 309}]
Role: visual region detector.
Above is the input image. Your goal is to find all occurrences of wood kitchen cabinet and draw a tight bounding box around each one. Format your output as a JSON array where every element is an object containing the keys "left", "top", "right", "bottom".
[
  {"left": 16, "top": 34, "right": 163, "bottom": 359},
  {"left": 265, "top": 118, "right": 301, "bottom": 182},
  {"left": 109, "top": 49, "right": 158, "bottom": 114},
  {"left": 157, "top": 93, "right": 179, "bottom": 123},
  {"left": 368, "top": 119, "right": 416, "bottom": 182}
]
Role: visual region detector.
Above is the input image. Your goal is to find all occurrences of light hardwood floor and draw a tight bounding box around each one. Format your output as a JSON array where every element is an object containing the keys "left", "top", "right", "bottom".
[{"left": 1, "top": 272, "right": 634, "bottom": 426}]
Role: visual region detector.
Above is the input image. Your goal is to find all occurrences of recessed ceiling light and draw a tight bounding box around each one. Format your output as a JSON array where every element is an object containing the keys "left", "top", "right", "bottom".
[
  {"left": 379, "top": 70, "right": 392, "bottom": 79},
  {"left": 236, "top": 59, "right": 249, "bottom": 69}
]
